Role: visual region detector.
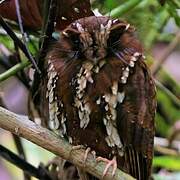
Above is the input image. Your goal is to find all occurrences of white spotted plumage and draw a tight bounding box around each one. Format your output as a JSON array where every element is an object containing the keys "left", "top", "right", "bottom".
[
  {"left": 100, "top": 82, "right": 125, "bottom": 155},
  {"left": 74, "top": 61, "right": 94, "bottom": 129},
  {"left": 47, "top": 59, "right": 67, "bottom": 137},
  {"left": 120, "top": 52, "right": 142, "bottom": 84}
]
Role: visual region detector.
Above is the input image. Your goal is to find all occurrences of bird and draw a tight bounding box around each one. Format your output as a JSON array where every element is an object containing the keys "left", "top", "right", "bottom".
[{"left": 31, "top": 16, "right": 156, "bottom": 180}]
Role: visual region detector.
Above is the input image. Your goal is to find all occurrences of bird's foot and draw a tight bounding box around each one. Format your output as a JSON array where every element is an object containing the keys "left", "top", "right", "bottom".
[
  {"left": 70, "top": 146, "right": 95, "bottom": 180},
  {"left": 96, "top": 156, "right": 117, "bottom": 177},
  {"left": 69, "top": 145, "right": 84, "bottom": 160},
  {"left": 83, "top": 147, "right": 96, "bottom": 166},
  {"left": 45, "top": 156, "right": 67, "bottom": 178},
  {"left": 72, "top": 145, "right": 84, "bottom": 151},
  {"left": 83, "top": 147, "right": 91, "bottom": 164},
  {"left": 46, "top": 156, "right": 66, "bottom": 169},
  {"left": 70, "top": 146, "right": 96, "bottom": 166}
]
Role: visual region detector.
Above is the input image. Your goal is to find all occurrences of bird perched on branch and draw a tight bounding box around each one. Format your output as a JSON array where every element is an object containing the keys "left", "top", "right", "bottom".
[{"left": 31, "top": 16, "right": 156, "bottom": 180}]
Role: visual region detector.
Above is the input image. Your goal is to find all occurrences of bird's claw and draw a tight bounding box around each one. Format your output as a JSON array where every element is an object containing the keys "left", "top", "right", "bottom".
[
  {"left": 96, "top": 156, "right": 117, "bottom": 177},
  {"left": 70, "top": 146, "right": 96, "bottom": 166}
]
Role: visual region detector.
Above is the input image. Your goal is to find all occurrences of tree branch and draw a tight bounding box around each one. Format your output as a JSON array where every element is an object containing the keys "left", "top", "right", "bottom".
[
  {"left": 12, "top": 134, "right": 32, "bottom": 180},
  {"left": 155, "top": 79, "right": 180, "bottom": 108},
  {"left": 0, "top": 106, "right": 135, "bottom": 180},
  {"left": 0, "top": 145, "right": 53, "bottom": 180},
  {"left": 0, "top": 59, "right": 30, "bottom": 82},
  {"left": 154, "top": 136, "right": 180, "bottom": 151},
  {"left": 151, "top": 30, "right": 180, "bottom": 75},
  {"left": 154, "top": 145, "right": 179, "bottom": 156}
]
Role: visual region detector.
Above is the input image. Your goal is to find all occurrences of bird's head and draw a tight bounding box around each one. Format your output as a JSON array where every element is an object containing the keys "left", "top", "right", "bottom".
[{"left": 62, "top": 16, "right": 134, "bottom": 64}]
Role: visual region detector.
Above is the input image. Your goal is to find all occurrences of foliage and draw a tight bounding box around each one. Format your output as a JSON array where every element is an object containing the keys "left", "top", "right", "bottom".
[{"left": 153, "top": 156, "right": 180, "bottom": 171}]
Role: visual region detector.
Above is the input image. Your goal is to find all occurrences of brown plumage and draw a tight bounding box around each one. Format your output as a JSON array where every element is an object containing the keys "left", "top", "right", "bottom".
[{"left": 31, "top": 16, "right": 156, "bottom": 179}]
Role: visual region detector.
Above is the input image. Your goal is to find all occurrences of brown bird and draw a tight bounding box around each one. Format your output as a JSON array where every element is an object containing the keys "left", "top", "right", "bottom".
[{"left": 31, "top": 16, "right": 156, "bottom": 180}]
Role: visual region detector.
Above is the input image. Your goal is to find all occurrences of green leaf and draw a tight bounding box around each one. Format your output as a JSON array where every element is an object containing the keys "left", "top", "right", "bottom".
[
  {"left": 155, "top": 113, "right": 170, "bottom": 137},
  {"left": 0, "top": 35, "right": 14, "bottom": 50},
  {"left": 167, "top": 0, "right": 180, "bottom": 9},
  {"left": 153, "top": 156, "right": 180, "bottom": 171}
]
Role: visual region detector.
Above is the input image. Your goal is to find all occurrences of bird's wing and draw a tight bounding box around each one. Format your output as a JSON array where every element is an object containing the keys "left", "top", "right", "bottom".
[{"left": 117, "top": 59, "right": 156, "bottom": 179}]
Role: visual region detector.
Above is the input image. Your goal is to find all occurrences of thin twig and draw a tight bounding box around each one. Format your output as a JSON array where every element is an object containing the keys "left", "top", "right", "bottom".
[
  {"left": 0, "top": 16, "right": 41, "bottom": 74},
  {"left": 14, "top": 0, "right": 41, "bottom": 74},
  {"left": 169, "top": 129, "right": 180, "bottom": 147},
  {"left": 0, "top": 60, "right": 30, "bottom": 82},
  {"left": 154, "top": 137, "right": 180, "bottom": 151},
  {"left": 0, "top": 44, "right": 30, "bottom": 87},
  {"left": 0, "top": 107, "right": 135, "bottom": 180},
  {"left": 151, "top": 31, "right": 180, "bottom": 75},
  {"left": 155, "top": 79, "right": 180, "bottom": 108},
  {"left": 12, "top": 134, "right": 27, "bottom": 160},
  {"left": 154, "top": 145, "right": 179, "bottom": 156},
  {"left": 0, "top": 0, "right": 6, "bottom": 4},
  {"left": 39, "top": 0, "right": 57, "bottom": 55},
  {"left": 13, "top": 41, "right": 31, "bottom": 88},
  {"left": 0, "top": 145, "right": 53, "bottom": 180},
  {"left": 12, "top": 134, "right": 31, "bottom": 180}
]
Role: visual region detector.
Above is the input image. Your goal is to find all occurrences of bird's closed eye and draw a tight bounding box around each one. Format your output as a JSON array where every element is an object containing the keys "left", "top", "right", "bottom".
[
  {"left": 108, "top": 23, "right": 129, "bottom": 47},
  {"left": 69, "top": 34, "right": 81, "bottom": 50},
  {"left": 63, "top": 28, "right": 81, "bottom": 48},
  {"left": 108, "top": 32, "right": 122, "bottom": 47},
  {"left": 73, "top": 38, "right": 80, "bottom": 45}
]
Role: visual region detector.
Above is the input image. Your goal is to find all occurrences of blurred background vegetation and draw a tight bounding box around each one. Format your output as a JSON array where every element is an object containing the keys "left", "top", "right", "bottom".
[{"left": 0, "top": 0, "right": 180, "bottom": 179}]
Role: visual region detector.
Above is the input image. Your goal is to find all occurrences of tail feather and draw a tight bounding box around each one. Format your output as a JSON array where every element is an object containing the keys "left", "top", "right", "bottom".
[{"left": 124, "top": 146, "right": 151, "bottom": 180}]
